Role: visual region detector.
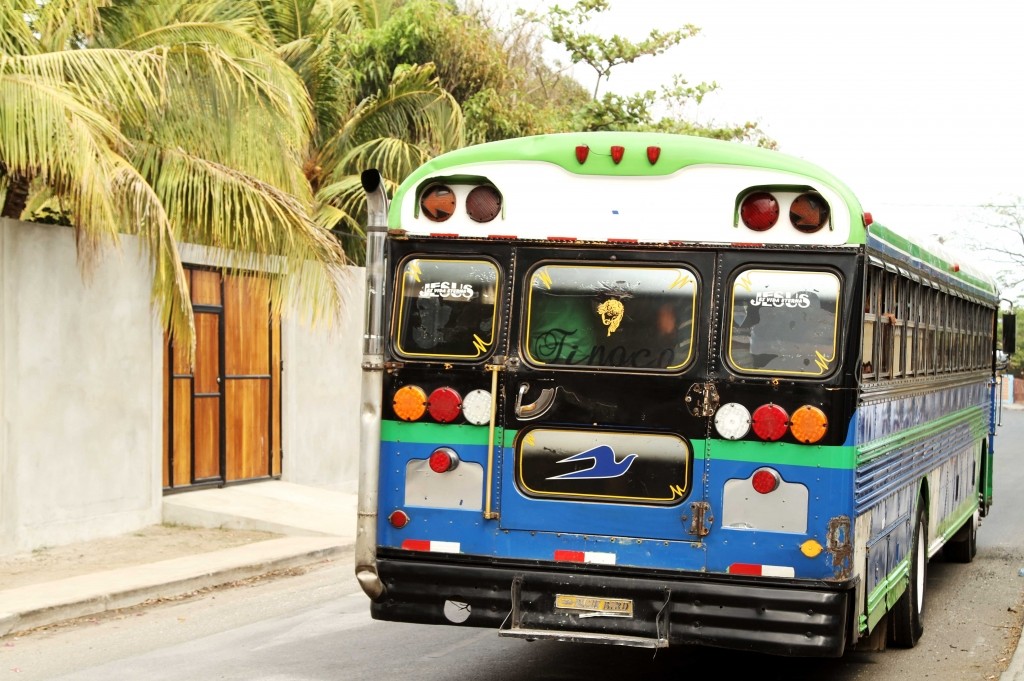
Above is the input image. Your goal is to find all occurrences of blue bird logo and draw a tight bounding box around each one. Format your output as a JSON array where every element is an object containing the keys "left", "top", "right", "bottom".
[{"left": 547, "top": 445, "right": 638, "bottom": 480}]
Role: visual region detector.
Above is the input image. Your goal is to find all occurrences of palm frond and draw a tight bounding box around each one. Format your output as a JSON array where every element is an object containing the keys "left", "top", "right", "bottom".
[{"left": 0, "top": 2, "right": 42, "bottom": 56}]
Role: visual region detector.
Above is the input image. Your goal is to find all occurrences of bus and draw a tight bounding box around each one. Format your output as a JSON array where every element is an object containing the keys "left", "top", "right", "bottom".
[{"left": 354, "top": 132, "right": 1010, "bottom": 657}]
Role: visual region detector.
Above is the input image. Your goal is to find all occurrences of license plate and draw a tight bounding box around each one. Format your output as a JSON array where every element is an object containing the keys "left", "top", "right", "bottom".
[{"left": 555, "top": 594, "right": 634, "bottom": 617}]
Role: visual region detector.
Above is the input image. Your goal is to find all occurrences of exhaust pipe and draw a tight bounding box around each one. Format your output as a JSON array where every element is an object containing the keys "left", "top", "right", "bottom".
[{"left": 355, "top": 170, "right": 388, "bottom": 599}]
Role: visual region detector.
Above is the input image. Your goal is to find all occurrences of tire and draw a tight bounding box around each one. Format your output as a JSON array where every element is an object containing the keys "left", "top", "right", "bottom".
[
  {"left": 889, "top": 504, "right": 926, "bottom": 648},
  {"left": 944, "top": 508, "right": 978, "bottom": 563}
]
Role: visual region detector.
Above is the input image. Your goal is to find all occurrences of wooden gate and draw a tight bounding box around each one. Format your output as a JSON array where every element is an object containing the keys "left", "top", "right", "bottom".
[{"left": 163, "top": 268, "right": 282, "bottom": 491}]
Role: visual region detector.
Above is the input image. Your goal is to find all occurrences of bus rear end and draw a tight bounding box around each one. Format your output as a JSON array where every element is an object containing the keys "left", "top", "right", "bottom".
[{"left": 356, "top": 133, "right": 867, "bottom": 657}]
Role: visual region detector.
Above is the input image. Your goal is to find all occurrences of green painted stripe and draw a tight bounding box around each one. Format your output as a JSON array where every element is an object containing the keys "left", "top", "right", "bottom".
[
  {"left": 709, "top": 440, "right": 857, "bottom": 470},
  {"left": 857, "top": 406, "right": 989, "bottom": 464},
  {"left": 381, "top": 420, "right": 492, "bottom": 445},
  {"left": 869, "top": 222, "right": 998, "bottom": 297}
]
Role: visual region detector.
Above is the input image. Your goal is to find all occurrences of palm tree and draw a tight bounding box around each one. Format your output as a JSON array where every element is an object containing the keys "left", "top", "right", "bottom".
[
  {"left": 0, "top": 0, "right": 349, "bottom": 355},
  {"left": 256, "top": 0, "right": 465, "bottom": 263}
]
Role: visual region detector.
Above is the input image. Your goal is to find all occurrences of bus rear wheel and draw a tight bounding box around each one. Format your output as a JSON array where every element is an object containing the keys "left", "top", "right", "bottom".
[
  {"left": 944, "top": 508, "right": 978, "bottom": 563},
  {"left": 889, "top": 505, "right": 926, "bottom": 648}
]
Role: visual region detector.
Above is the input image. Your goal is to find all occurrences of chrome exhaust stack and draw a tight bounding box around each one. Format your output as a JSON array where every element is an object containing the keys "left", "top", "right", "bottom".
[{"left": 355, "top": 170, "right": 388, "bottom": 599}]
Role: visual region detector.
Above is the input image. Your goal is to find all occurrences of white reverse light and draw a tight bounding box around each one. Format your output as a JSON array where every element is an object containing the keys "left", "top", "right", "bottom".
[
  {"left": 715, "top": 402, "right": 752, "bottom": 440},
  {"left": 461, "top": 389, "right": 493, "bottom": 426}
]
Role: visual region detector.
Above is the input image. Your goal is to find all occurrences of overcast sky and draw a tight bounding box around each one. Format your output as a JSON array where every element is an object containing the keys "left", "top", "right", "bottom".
[{"left": 511, "top": 0, "right": 1024, "bottom": 261}]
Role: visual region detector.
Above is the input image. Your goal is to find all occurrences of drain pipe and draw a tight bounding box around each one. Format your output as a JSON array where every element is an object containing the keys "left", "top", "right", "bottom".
[{"left": 355, "top": 170, "right": 388, "bottom": 599}]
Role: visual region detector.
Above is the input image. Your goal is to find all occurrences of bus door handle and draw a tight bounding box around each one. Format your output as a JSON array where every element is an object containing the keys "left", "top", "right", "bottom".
[
  {"left": 515, "top": 382, "right": 558, "bottom": 420},
  {"left": 685, "top": 382, "right": 720, "bottom": 418}
]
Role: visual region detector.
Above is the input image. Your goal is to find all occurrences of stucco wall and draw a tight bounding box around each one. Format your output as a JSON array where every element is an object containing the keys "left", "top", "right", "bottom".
[
  {"left": 0, "top": 219, "right": 163, "bottom": 555},
  {"left": 0, "top": 219, "right": 365, "bottom": 556},
  {"left": 282, "top": 267, "right": 365, "bottom": 491}
]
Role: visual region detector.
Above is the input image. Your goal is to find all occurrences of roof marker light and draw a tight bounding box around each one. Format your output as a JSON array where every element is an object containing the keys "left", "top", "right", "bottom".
[
  {"left": 466, "top": 186, "right": 501, "bottom": 223},
  {"left": 611, "top": 146, "right": 625, "bottom": 164},
  {"left": 863, "top": 212, "right": 874, "bottom": 226},
  {"left": 647, "top": 146, "right": 661, "bottom": 165},
  {"left": 576, "top": 145, "right": 589, "bottom": 164}
]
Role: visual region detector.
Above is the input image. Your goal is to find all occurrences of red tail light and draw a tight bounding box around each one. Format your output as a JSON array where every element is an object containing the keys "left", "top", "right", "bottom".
[
  {"left": 429, "top": 447, "right": 460, "bottom": 473},
  {"left": 427, "top": 387, "right": 462, "bottom": 423},
  {"left": 752, "top": 468, "right": 781, "bottom": 494},
  {"left": 752, "top": 403, "right": 789, "bottom": 441},
  {"left": 388, "top": 510, "right": 410, "bottom": 528},
  {"left": 740, "top": 192, "right": 780, "bottom": 231}
]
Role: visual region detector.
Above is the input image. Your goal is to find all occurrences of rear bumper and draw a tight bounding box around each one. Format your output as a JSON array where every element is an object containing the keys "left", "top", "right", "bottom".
[{"left": 371, "top": 552, "right": 855, "bottom": 657}]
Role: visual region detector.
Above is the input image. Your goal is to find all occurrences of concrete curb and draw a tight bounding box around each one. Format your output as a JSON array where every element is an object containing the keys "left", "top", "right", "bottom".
[
  {"left": 1005, "top": 634, "right": 1024, "bottom": 681},
  {"left": 0, "top": 536, "right": 349, "bottom": 639}
]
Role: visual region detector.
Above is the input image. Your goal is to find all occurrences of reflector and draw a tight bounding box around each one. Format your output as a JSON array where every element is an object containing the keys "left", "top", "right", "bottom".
[
  {"left": 388, "top": 510, "right": 410, "bottom": 529},
  {"left": 740, "top": 192, "right": 780, "bottom": 231}
]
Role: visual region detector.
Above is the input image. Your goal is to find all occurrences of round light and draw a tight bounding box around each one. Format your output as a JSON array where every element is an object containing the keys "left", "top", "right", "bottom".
[
  {"left": 466, "top": 186, "right": 501, "bottom": 223},
  {"left": 388, "top": 509, "right": 410, "bottom": 528},
  {"left": 714, "top": 402, "right": 751, "bottom": 440},
  {"left": 790, "top": 193, "right": 830, "bottom": 233},
  {"left": 751, "top": 468, "right": 781, "bottom": 495},
  {"left": 751, "top": 403, "right": 789, "bottom": 441},
  {"left": 420, "top": 184, "right": 455, "bottom": 222},
  {"left": 790, "top": 404, "right": 828, "bottom": 444},
  {"left": 429, "top": 447, "right": 459, "bottom": 474},
  {"left": 740, "top": 192, "right": 780, "bottom": 231},
  {"left": 427, "top": 386, "right": 462, "bottom": 423},
  {"left": 393, "top": 385, "right": 427, "bottom": 421},
  {"left": 461, "top": 389, "right": 492, "bottom": 426}
]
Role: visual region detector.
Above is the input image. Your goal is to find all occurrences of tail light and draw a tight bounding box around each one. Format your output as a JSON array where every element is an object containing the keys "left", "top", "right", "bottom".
[
  {"left": 466, "top": 186, "right": 501, "bottom": 223},
  {"left": 429, "top": 447, "right": 460, "bottom": 473},
  {"left": 751, "top": 403, "right": 789, "bottom": 441},
  {"left": 420, "top": 184, "right": 455, "bottom": 222},
  {"left": 427, "top": 387, "right": 462, "bottom": 423},
  {"left": 740, "top": 192, "right": 780, "bottom": 231},
  {"left": 461, "top": 389, "right": 492, "bottom": 426},
  {"left": 393, "top": 385, "right": 427, "bottom": 421},
  {"left": 388, "top": 510, "right": 410, "bottom": 528},
  {"left": 751, "top": 467, "right": 781, "bottom": 494},
  {"left": 790, "top": 193, "right": 830, "bottom": 233},
  {"left": 789, "top": 405, "right": 828, "bottom": 443}
]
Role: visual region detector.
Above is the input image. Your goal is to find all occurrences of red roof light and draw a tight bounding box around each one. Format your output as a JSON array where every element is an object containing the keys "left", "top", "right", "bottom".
[{"left": 740, "top": 192, "right": 780, "bottom": 231}]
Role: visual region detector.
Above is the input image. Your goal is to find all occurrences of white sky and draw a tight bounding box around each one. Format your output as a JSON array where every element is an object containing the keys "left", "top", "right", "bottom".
[{"left": 510, "top": 0, "right": 1024, "bottom": 267}]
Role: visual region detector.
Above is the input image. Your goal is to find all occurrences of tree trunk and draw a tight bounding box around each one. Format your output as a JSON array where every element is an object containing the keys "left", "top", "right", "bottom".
[{"left": 1, "top": 174, "right": 31, "bottom": 219}]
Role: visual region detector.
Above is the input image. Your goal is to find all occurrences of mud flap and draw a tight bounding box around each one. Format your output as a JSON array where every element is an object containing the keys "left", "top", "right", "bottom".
[{"left": 498, "top": 574, "right": 671, "bottom": 648}]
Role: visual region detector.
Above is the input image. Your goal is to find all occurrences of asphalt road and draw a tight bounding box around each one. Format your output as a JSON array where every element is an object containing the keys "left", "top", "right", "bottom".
[{"left": 3, "top": 412, "right": 1023, "bottom": 681}]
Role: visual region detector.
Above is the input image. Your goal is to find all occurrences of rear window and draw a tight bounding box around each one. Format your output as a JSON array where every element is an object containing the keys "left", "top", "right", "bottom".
[
  {"left": 524, "top": 264, "right": 698, "bottom": 372},
  {"left": 727, "top": 268, "right": 841, "bottom": 376},
  {"left": 394, "top": 258, "right": 500, "bottom": 360}
]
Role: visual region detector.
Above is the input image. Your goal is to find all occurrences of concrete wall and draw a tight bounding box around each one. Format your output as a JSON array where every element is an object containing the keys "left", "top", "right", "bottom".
[
  {"left": 0, "top": 218, "right": 364, "bottom": 556},
  {"left": 282, "top": 268, "right": 364, "bottom": 492},
  {"left": 0, "top": 219, "right": 164, "bottom": 555}
]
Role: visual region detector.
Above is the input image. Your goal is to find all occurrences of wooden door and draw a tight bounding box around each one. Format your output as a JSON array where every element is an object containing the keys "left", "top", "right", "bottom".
[{"left": 164, "top": 268, "right": 281, "bottom": 490}]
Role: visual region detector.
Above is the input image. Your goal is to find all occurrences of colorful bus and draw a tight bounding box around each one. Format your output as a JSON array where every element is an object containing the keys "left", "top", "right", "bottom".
[{"left": 354, "top": 132, "right": 1008, "bottom": 657}]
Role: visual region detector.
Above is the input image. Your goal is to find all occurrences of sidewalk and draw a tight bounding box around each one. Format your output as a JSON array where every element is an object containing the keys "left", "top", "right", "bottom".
[{"left": 0, "top": 481, "right": 356, "bottom": 638}]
